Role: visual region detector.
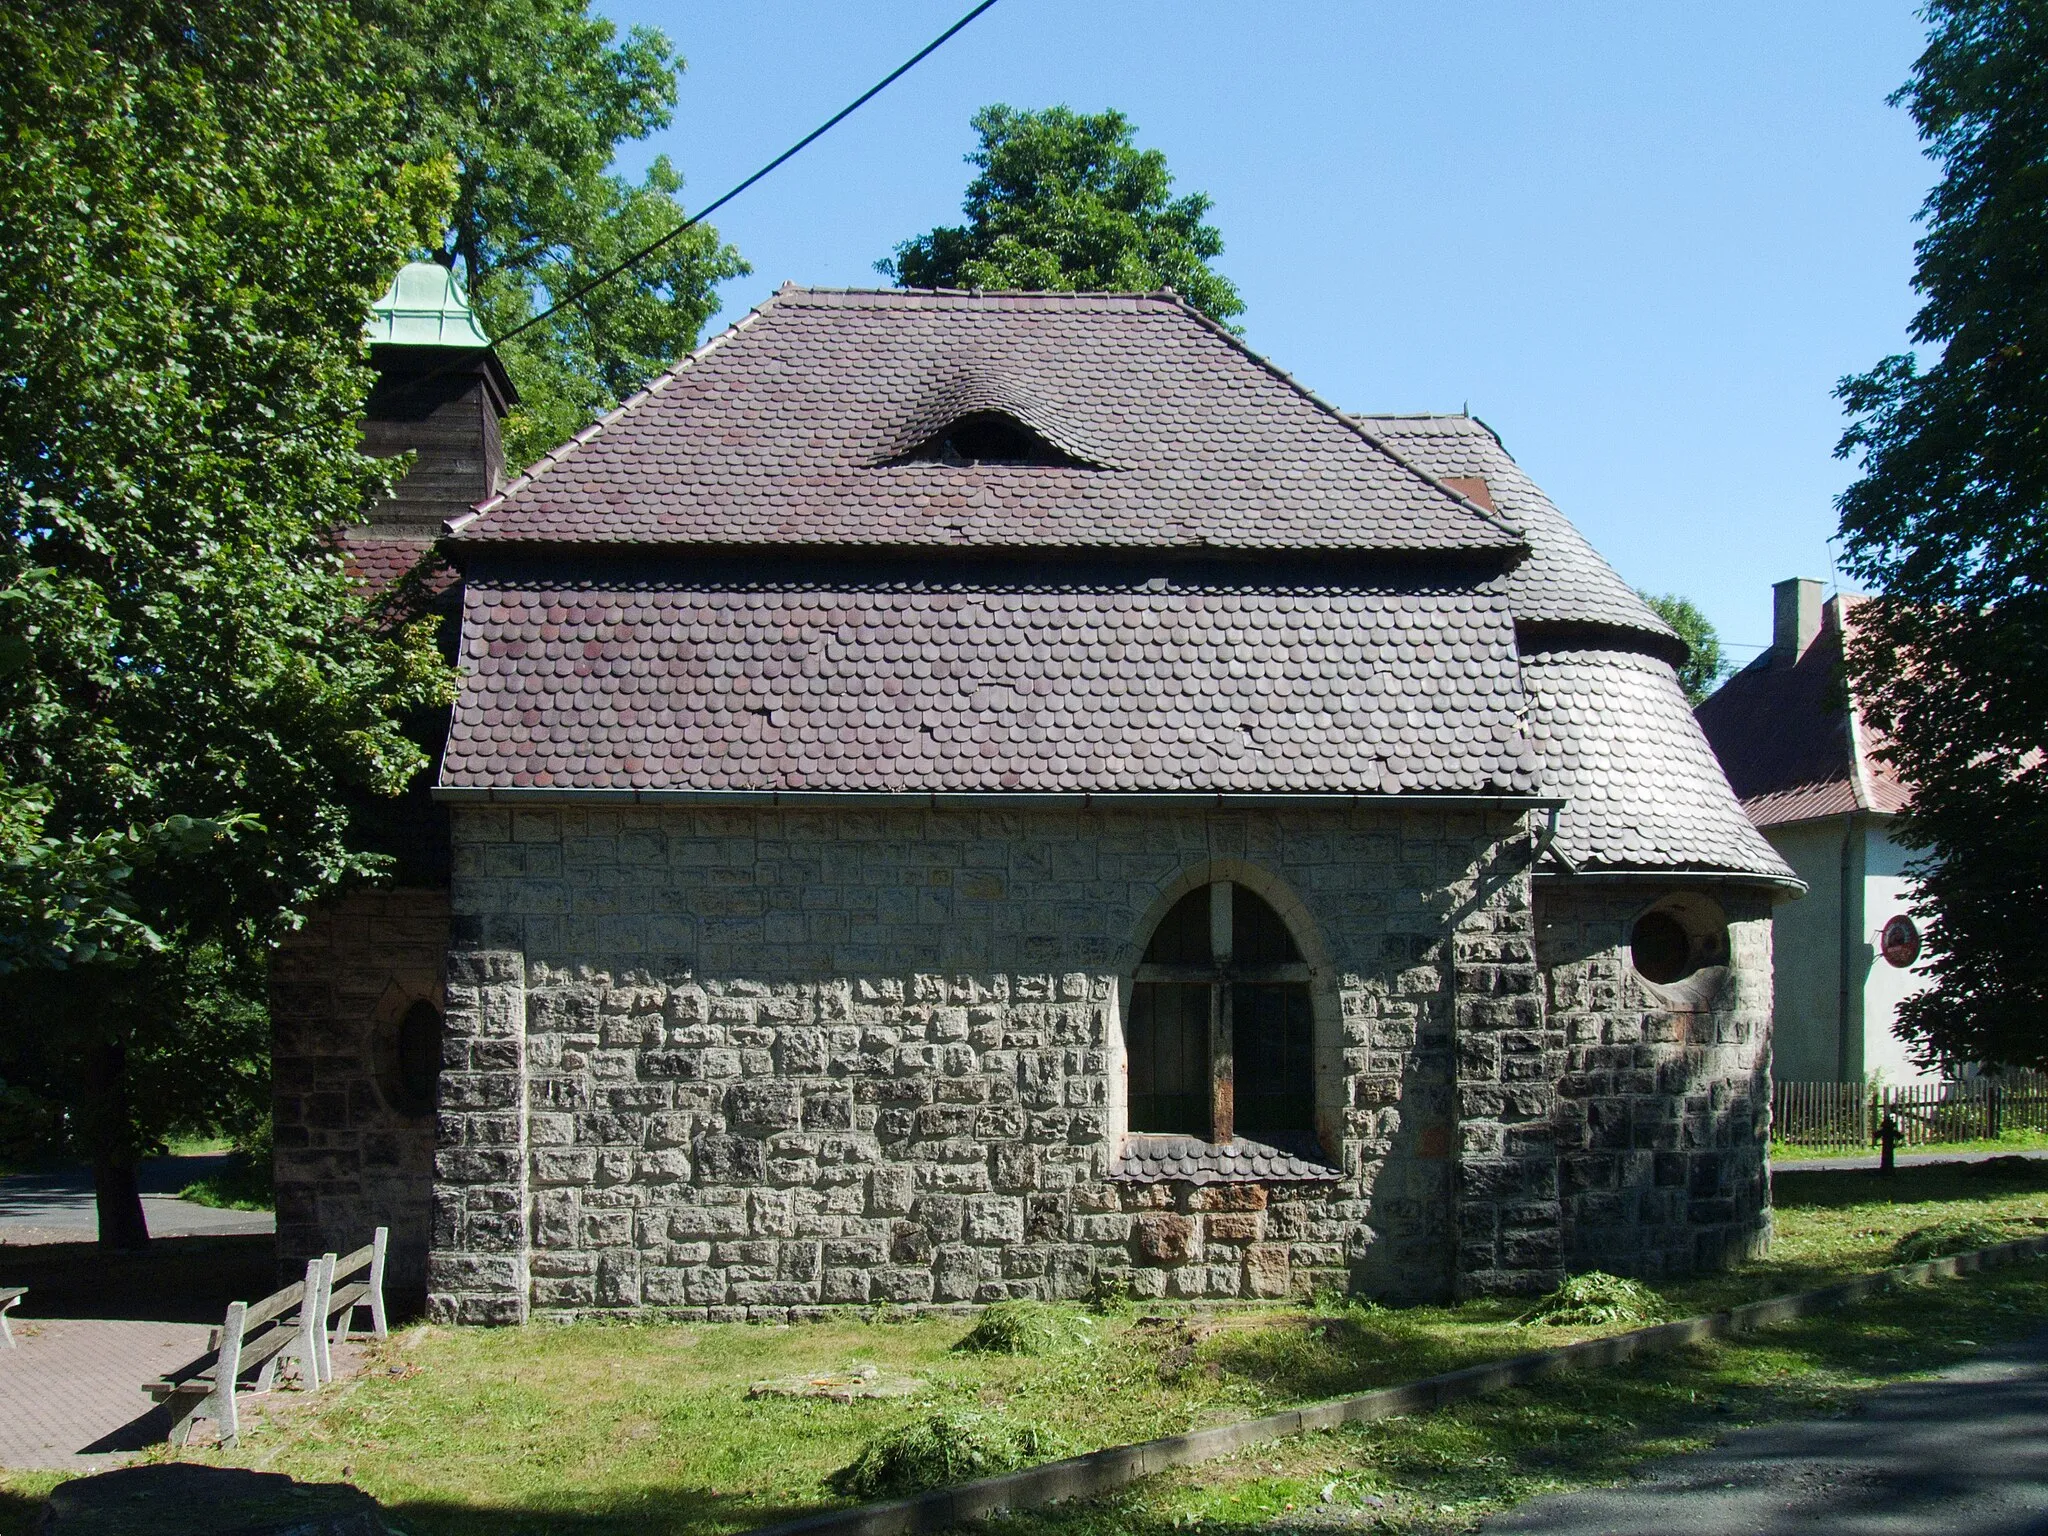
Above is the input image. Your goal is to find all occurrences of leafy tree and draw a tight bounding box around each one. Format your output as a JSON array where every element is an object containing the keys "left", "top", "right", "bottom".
[
  {"left": 1833, "top": 0, "right": 2048, "bottom": 1071},
  {"left": 366, "top": 0, "right": 750, "bottom": 467},
  {"left": 880, "top": 105, "right": 1245, "bottom": 328},
  {"left": 1640, "top": 592, "right": 1729, "bottom": 705},
  {"left": 0, "top": 0, "right": 455, "bottom": 1244}
]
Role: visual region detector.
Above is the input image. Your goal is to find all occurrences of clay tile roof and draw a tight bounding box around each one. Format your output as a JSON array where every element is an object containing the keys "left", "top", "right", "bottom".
[
  {"left": 1522, "top": 647, "right": 1797, "bottom": 878},
  {"left": 1109, "top": 1134, "right": 1342, "bottom": 1184},
  {"left": 1694, "top": 600, "right": 1910, "bottom": 829},
  {"left": 1352, "top": 414, "right": 1678, "bottom": 644},
  {"left": 336, "top": 529, "right": 455, "bottom": 600},
  {"left": 438, "top": 562, "right": 1543, "bottom": 797},
  {"left": 1355, "top": 415, "right": 1786, "bottom": 879},
  {"left": 452, "top": 288, "right": 1524, "bottom": 554}
]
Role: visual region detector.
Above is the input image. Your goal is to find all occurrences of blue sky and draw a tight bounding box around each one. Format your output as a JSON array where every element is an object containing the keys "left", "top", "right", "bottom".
[{"left": 594, "top": 1, "right": 1933, "bottom": 665}]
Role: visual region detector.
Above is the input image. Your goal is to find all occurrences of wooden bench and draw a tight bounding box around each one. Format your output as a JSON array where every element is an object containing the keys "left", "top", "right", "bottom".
[
  {"left": 142, "top": 1258, "right": 325, "bottom": 1447},
  {"left": 0, "top": 1287, "right": 23, "bottom": 1348},
  {"left": 308, "top": 1227, "right": 388, "bottom": 1386}
]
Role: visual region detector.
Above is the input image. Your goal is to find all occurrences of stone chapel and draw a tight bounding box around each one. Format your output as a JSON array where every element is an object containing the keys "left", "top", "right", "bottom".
[{"left": 272, "top": 269, "right": 1800, "bottom": 1323}]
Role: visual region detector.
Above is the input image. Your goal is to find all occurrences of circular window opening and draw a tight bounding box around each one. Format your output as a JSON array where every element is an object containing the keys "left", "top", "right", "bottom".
[
  {"left": 1881, "top": 914, "right": 1922, "bottom": 969},
  {"left": 1628, "top": 893, "right": 1732, "bottom": 990},
  {"left": 391, "top": 999, "right": 443, "bottom": 1117},
  {"left": 1630, "top": 911, "right": 1692, "bottom": 984}
]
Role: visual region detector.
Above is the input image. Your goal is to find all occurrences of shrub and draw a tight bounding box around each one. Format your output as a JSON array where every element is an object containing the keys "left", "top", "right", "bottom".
[
  {"left": 1519, "top": 1271, "right": 1664, "bottom": 1329},
  {"left": 1892, "top": 1218, "right": 2009, "bottom": 1262},
  {"left": 954, "top": 1300, "right": 1094, "bottom": 1356},
  {"left": 828, "top": 1410, "right": 1062, "bottom": 1499},
  {"left": 1086, "top": 1271, "right": 1137, "bottom": 1315}
]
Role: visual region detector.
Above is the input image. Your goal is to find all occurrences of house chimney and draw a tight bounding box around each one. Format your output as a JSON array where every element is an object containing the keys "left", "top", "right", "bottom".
[
  {"left": 1772, "top": 577, "right": 1824, "bottom": 666},
  {"left": 361, "top": 262, "right": 517, "bottom": 532}
]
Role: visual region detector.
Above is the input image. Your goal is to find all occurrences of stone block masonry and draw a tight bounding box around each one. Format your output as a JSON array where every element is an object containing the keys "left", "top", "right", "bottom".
[
  {"left": 1537, "top": 882, "right": 1774, "bottom": 1279},
  {"left": 440, "top": 803, "right": 1538, "bottom": 1319},
  {"left": 271, "top": 888, "right": 449, "bottom": 1304}
]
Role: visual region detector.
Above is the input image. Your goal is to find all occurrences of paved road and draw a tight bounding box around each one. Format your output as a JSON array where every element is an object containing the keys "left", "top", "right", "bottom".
[
  {"left": 1484, "top": 1331, "right": 2048, "bottom": 1535},
  {"left": 0, "top": 1156, "right": 273, "bottom": 1245}
]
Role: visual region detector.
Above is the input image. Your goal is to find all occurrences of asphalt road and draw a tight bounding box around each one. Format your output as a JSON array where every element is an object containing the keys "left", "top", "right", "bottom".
[
  {"left": 1484, "top": 1330, "right": 2048, "bottom": 1535},
  {"left": 0, "top": 1156, "right": 273, "bottom": 1245}
]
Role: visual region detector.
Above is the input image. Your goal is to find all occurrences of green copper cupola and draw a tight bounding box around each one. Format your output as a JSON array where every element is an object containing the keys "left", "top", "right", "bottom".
[
  {"left": 363, "top": 262, "right": 518, "bottom": 533},
  {"left": 367, "top": 261, "right": 498, "bottom": 348}
]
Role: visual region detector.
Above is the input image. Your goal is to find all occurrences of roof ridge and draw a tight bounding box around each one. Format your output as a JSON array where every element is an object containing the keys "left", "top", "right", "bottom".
[
  {"left": 1149, "top": 294, "right": 1527, "bottom": 544},
  {"left": 772, "top": 282, "right": 1185, "bottom": 303},
  {"left": 449, "top": 293, "right": 786, "bottom": 536}
]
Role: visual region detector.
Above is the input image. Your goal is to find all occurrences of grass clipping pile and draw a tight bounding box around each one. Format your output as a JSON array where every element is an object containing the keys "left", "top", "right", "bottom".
[
  {"left": 1518, "top": 1271, "right": 1665, "bottom": 1329},
  {"left": 826, "top": 1304, "right": 1094, "bottom": 1500},
  {"left": 829, "top": 1411, "right": 1065, "bottom": 1500},
  {"left": 1892, "top": 1217, "right": 2013, "bottom": 1262},
  {"left": 954, "top": 1300, "right": 1096, "bottom": 1357}
]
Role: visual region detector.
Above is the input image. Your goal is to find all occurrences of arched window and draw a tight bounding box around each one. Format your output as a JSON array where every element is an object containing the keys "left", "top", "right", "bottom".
[{"left": 1128, "top": 881, "right": 1314, "bottom": 1145}]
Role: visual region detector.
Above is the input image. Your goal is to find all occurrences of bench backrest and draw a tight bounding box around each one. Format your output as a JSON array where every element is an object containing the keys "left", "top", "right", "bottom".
[{"left": 321, "top": 1226, "right": 387, "bottom": 1322}]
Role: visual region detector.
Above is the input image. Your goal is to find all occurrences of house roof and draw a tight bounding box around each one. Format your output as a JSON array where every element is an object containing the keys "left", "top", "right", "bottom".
[
  {"left": 450, "top": 287, "right": 1524, "bottom": 554},
  {"left": 1353, "top": 414, "right": 1678, "bottom": 647},
  {"left": 1694, "top": 596, "right": 1909, "bottom": 828},
  {"left": 440, "top": 561, "right": 1540, "bottom": 796}
]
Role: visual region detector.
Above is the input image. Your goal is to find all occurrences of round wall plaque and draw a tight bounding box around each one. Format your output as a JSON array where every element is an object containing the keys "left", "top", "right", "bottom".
[{"left": 1880, "top": 914, "right": 1922, "bottom": 969}]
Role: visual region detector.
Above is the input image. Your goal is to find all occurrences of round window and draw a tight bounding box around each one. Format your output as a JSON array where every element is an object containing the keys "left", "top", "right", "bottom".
[
  {"left": 1629, "top": 911, "right": 1693, "bottom": 984},
  {"left": 1881, "top": 914, "right": 1922, "bottom": 969}
]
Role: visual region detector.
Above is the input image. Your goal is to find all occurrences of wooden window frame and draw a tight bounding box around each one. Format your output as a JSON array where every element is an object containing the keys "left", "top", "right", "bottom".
[{"left": 1129, "top": 880, "right": 1314, "bottom": 1144}]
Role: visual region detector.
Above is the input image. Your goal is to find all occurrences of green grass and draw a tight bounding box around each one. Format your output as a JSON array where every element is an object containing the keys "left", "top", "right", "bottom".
[{"left": 10, "top": 1160, "right": 2048, "bottom": 1536}]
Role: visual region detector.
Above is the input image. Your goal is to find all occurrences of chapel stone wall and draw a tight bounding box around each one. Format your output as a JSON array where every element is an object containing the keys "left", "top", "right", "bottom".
[
  {"left": 431, "top": 802, "right": 1529, "bottom": 1322},
  {"left": 270, "top": 887, "right": 449, "bottom": 1307},
  {"left": 1536, "top": 881, "right": 1775, "bottom": 1278}
]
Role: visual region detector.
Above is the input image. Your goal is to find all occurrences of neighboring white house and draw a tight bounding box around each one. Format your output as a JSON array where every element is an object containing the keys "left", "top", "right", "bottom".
[{"left": 1696, "top": 578, "right": 1934, "bottom": 1084}]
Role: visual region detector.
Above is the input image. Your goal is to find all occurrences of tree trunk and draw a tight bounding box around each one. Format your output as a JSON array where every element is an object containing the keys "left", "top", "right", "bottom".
[{"left": 84, "top": 1040, "right": 149, "bottom": 1251}]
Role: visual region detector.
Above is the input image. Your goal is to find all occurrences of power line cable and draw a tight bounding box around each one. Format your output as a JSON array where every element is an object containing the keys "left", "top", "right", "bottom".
[{"left": 490, "top": 0, "right": 1002, "bottom": 353}]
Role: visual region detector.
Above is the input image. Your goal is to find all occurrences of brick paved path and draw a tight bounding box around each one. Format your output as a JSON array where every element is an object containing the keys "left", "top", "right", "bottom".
[{"left": 0, "top": 1318, "right": 210, "bottom": 1469}]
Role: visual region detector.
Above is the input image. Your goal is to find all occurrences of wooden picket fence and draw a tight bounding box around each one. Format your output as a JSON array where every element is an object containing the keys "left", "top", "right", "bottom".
[{"left": 1773, "top": 1074, "right": 2048, "bottom": 1150}]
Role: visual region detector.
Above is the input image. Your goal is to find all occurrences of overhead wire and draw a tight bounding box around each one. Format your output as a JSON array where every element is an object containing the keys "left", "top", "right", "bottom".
[{"left": 486, "top": 0, "right": 1003, "bottom": 355}]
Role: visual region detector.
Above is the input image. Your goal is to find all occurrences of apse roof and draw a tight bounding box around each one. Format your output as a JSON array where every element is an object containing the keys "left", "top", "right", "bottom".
[{"left": 1353, "top": 414, "right": 1678, "bottom": 646}]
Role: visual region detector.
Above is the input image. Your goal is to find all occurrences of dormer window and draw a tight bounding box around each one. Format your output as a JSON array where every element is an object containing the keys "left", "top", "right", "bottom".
[
  {"left": 877, "top": 365, "right": 1113, "bottom": 469},
  {"left": 913, "top": 410, "right": 1087, "bottom": 467}
]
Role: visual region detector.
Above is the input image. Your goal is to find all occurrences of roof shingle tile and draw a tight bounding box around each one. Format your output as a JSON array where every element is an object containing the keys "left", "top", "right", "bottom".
[{"left": 441, "top": 563, "right": 1541, "bottom": 796}]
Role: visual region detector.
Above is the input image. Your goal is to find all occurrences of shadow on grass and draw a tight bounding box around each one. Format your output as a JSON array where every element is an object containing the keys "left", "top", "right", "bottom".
[
  {"left": 357, "top": 1489, "right": 827, "bottom": 1536},
  {"left": 1772, "top": 1157, "right": 2048, "bottom": 1211}
]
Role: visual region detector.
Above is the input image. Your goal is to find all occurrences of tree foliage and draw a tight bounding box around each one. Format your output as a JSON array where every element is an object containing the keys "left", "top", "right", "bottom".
[
  {"left": 1639, "top": 591, "right": 1729, "bottom": 705},
  {"left": 880, "top": 105, "right": 1245, "bottom": 328},
  {"left": 0, "top": 0, "right": 455, "bottom": 1238},
  {"left": 1834, "top": 0, "right": 2048, "bottom": 1070},
  {"left": 367, "top": 0, "right": 749, "bottom": 467}
]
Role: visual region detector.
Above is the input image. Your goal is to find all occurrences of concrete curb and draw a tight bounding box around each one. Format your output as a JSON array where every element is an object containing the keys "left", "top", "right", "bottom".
[{"left": 750, "top": 1234, "right": 2048, "bottom": 1536}]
